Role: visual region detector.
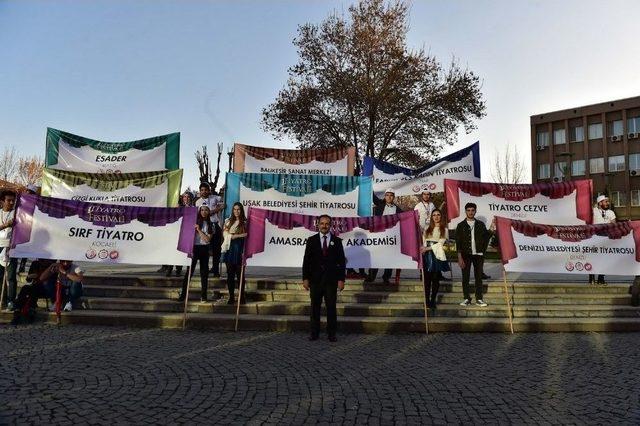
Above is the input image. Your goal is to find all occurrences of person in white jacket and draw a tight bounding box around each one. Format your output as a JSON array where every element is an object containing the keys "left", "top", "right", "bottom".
[{"left": 590, "top": 194, "right": 616, "bottom": 285}]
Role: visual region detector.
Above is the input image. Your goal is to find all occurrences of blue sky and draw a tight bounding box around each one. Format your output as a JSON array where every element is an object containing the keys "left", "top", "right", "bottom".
[{"left": 2, "top": 0, "right": 640, "bottom": 188}]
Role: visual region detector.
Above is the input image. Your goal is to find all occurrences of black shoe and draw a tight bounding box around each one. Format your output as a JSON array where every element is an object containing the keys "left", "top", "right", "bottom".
[
  {"left": 328, "top": 335, "right": 337, "bottom": 342},
  {"left": 157, "top": 266, "right": 167, "bottom": 273},
  {"left": 201, "top": 297, "right": 208, "bottom": 303},
  {"left": 177, "top": 294, "right": 185, "bottom": 302},
  {"left": 165, "top": 268, "right": 173, "bottom": 277},
  {"left": 212, "top": 273, "right": 220, "bottom": 278},
  {"left": 482, "top": 273, "right": 491, "bottom": 280},
  {"left": 226, "top": 298, "right": 235, "bottom": 305},
  {"left": 440, "top": 275, "right": 451, "bottom": 281},
  {"left": 308, "top": 334, "right": 319, "bottom": 341},
  {"left": 382, "top": 278, "right": 390, "bottom": 284}
]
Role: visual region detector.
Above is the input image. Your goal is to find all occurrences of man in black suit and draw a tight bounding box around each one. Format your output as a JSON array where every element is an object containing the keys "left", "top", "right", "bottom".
[
  {"left": 366, "top": 188, "right": 404, "bottom": 283},
  {"left": 302, "top": 214, "right": 346, "bottom": 342}
]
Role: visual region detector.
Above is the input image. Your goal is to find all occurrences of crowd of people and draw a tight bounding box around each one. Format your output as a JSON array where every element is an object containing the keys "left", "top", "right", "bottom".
[{"left": 0, "top": 182, "right": 626, "bottom": 335}]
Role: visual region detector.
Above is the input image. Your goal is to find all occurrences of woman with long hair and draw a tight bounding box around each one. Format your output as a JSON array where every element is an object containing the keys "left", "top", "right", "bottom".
[
  {"left": 420, "top": 209, "right": 450, "bottom": 311},
  {"left": 178, "top": 205, "right": 213, "bottom": 302},
  {"left": 222, "top": 202, "right": 247, "bottom": 304}
]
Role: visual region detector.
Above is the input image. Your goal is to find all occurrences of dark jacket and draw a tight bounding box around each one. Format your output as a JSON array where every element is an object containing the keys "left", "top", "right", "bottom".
[
  {"left": 455, "top": 219, "right": 492, "bottom": 256},
  {"left": 372, "top": 195, "right": 404, "bottom": 216},
  {"left": 302, "top": 233, "right": 346, "bottom": 285}
]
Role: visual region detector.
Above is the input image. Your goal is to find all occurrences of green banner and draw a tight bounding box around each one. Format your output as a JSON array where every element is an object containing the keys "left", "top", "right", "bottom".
[
  {"left": 41, "top": 169, "right": 183, "bottom": 207},
  {"left": 45, "top": 128, "right": 180, "bottom": 172}
]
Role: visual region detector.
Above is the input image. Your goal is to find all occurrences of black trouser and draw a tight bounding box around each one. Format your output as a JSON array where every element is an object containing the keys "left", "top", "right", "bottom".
[
  {"left": 423, "top": 271, "right": 440, "bottom": 307},
  {"left": 461, "top": 254, "right": 484, "bottom": 301},
  {"left": 368, "top": 268, "right": 393, "bottom": 281},
  {"left": 210, "top": 223, "right": 222, "bottom": 275},
  {"left": 0, "top": 248, "right": 17, "bottom": 305},
  {"left": 181, "top": 245, "right": 210, "bottom": 300},
  {"left": 310, "top": 281, "right": 338, "bottom": 337},
  {"left": 589, "top": 274, "right": 605, "bottom": 283},
  {"left": 226, "top": 262, "right": 242, "bottom": 301}
]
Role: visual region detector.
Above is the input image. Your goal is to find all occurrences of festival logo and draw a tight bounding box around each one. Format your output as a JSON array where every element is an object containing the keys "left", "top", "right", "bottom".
[
  {"left": 565, "top": 261, "right": 575, "bottom": 271},
  {"left": 412, "top": 185, "right": 421, "bottom": 193},
  {"left": 98, "top": 249, "right": 109, "bottom": 259},
  {"left": 584, "top": 263, "right": 593, "bottom": 271},
  {"left": 85, "top": 249, "right": 97, "bottom": 259},
  {"left": 109, "top": 250, "right": 119, "bottom": 260},
  {"left": 575, "top": 262, "right": 584, "bottom": 271}
]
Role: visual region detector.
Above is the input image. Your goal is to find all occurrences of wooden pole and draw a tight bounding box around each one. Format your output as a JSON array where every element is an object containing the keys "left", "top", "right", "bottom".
[
  {"left": 0, "top": 264, "right": 7, "bottom": 309},
  {"left": 181, "top": 266, "right": 193, "bottom": 331},
  {"left": 234, "top": 264, "right": 246, "bottom": 332},
  {"left": 502, "top": 267, "right": 514, "bottom": 334},
  {"left": 421, "top": 268, "right": 429, "bottom": 335},
  {"left": 55, "top": 275, "right": 62, "bottom": 326}
]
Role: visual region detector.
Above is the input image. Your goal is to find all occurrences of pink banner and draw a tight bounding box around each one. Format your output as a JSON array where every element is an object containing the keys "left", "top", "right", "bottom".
[{"left": 244, "top": 208, "right": 422, "bottom": 269}]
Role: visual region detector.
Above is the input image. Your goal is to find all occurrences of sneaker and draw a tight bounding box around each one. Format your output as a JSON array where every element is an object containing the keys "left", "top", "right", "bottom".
[
  {"left": 49, "top": 304, "right": 56, "bottom": 312},
  {"left": 459, "top": 299, "right": 472, "bottom": 306},
  {"left": 6, "top": 302, "right": 14, "bottom": 311},
  {"left": 475, "top": 299, "right": 488, "bottom": 307},
  {"left": 63, "top": 301, "right": 72, "bottom": 312},
  {"left": 201, "top": 297, "right": 208, "bottom": 303}
]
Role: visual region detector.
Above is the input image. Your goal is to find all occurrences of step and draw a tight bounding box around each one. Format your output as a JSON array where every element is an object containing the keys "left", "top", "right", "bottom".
[
  {"left": 76, "top": 298, "right": 640, "bottom": 319},
  {"left": 3, "top": 310, "right": 640, "bottom": 333},
  {"left": 31, "top": 273, "right": 633, "bottom": 294},
  {"left": 80, "top": 285, "right": 633, "bottom": 305}
]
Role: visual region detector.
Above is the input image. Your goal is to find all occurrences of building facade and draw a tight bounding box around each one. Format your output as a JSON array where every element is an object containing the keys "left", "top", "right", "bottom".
[{"left": 531, "top": 96, "right": 640, "bottom": 220}]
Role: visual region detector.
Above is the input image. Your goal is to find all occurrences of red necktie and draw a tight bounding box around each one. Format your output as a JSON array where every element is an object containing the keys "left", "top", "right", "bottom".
[{"left": 322, "top": 235, "right": 328, "bottom": 257}]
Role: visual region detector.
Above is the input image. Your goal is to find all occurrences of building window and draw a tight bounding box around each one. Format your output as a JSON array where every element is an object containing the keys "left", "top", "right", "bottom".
[
  {"left": 536, "top": 131, "right": 549, "bottom": 147},
  {"left": 538, "top": 163, "right": 550, "bottom": 179},
  {"left": 608, "top": 155, "right": 625, "bottom": 172},
  {"left": 628, "top": 117, "right": 640, "bottom": 134},
  {"left": 609, "top": 120, "right": 624, "bottom": 137},
  {"left": 589, "top": 157, "right": 605, "bottom": 174},
  {"left": 610, "top": 191, "right": 626, "bottom": 207},
  {"left": 569, "top": 126, "right": 584, "bottom": 142},
  {"left": 588, "top": 123, "right": 603, "bottom": 140},
  {"left": 554, "top": 161, "right": 567, "bottom": 178},
  {"left": 631, "top": 190, "right": 640, "bottom": 207},
  {"left": 553, "top": 128, "right": 566, "bottom": 145},
  {"left": 571, "top": 160, "right": 585, "bottom": 176},
  {"left": 629, "top": 153, "right": 640, "bottom": 171}
]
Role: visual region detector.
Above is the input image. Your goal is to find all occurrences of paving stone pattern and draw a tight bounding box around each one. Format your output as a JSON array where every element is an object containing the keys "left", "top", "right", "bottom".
[{"left": 1, "top": 325, "right": 639, "bottom": 425}]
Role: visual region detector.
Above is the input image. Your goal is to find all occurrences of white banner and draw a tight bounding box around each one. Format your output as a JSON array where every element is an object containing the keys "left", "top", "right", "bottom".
[
  {"left": 53, "top": 141, "right": 167, "bottom": 174},
  {"left": 244, "top": 209, "right": 422, "bottom": 269},
  {"left": 445, "top": 179, "right": 594, "bottom": 227},
  {"left": 363, "top": 142, "right": 480, "bottom": 196},
  {"left": 11, "top": 195, "right": 197, "bottom": 266},
  {"left": 496, "top": 217, "right": 640, "bottom": 276}
]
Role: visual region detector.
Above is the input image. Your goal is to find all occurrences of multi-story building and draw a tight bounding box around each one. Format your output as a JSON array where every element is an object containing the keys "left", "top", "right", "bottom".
[{"left": 531, "top": 96, "right": 640, "bottom": 220}]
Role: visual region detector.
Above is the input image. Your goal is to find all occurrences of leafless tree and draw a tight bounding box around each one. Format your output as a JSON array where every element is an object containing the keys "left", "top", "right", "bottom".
[
  {"left": 490, "top": 144, "right": 526, "bottom": 184},
  {"left": 0, "top": 146, "right": 19, "bottom": 182}
]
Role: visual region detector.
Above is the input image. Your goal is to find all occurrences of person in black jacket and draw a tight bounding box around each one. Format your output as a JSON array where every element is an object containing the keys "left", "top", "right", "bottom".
[
  {"left": 366, "top": 188, "right": 404, "bottom": 283},
  {"left": 455, "top": 202, "right": 494, "bottom": 307},
  {"left": 302, "top": 214, "right": 346, "bottom": 342}
]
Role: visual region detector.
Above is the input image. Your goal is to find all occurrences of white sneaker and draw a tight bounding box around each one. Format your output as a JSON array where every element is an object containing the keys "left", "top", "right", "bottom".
[
  {"left": 49, "top": 304, "right": 56, "bottom": 312},
  {"left": 459, "top": 299, "right": 472, "bottom": 306},
  {"left": 63, "top": 302, "right": 72, "bottom": 312},
  {"left": 475, "top": 299, "right": 488, "bottom": 307}
]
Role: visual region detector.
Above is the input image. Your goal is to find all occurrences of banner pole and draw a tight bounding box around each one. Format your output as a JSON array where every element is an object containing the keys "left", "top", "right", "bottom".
[
  {"left": 234, "top": 264, "right": 246, "bottom": 332},
  {"left": 0, "top": 265, "right": 7, "bottom": 309},
  {"left": 421, "top": 268, "right": 429, "bottom": 335},
  {"left": 181, "top": 265, "right": 192, "bottom": 331},
  {"left": 55, "top": 275, "right": 62, "bottom": 326},
  {"left": 501, "top": 267, "right": 514, "bottom": 334}
]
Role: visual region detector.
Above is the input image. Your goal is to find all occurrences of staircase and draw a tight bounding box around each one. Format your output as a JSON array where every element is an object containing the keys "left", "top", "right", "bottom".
[{"left": 3, "top": 268, "right": 640, "bottom": 332}]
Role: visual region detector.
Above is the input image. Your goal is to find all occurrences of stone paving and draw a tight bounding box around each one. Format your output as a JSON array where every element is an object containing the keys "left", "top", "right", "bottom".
[{"left": 1, "top": 325, "right": 639, "bottom": 425}]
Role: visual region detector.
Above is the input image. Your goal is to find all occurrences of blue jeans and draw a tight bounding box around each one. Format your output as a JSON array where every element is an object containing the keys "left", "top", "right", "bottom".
[{"left": 45, "top": 276, "right": 83, "bottom": 306}]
